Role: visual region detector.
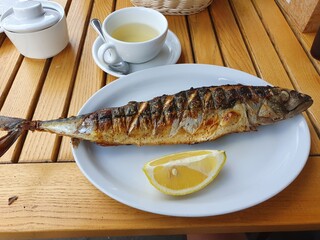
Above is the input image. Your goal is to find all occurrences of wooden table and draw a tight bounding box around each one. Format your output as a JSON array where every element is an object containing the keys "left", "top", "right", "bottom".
[{"left": 0, "top": 0, "right": 320, "bottom": 238}]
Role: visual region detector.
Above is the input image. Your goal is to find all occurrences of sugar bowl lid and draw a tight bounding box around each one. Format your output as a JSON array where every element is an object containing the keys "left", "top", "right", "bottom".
[{"left": 1, "top": 1, "right": 61, "bottom": 33}]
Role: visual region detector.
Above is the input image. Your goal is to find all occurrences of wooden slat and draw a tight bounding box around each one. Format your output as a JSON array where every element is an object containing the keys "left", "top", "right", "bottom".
[
  {"left": 0, "top": 157, "right": 319, "bottom": 238},
  {"left": 0, "top": 39, "right": 22, "bottom": 109},
  {"left": 0, "top": 33, "right": 5, "bottom": 46},
  {"left": 297, "top": 31, "right": 320, "bottom": 73},
  {"left": 275, "top": 1, "right": 320, "bottom": 73},
  {"left": 229, "top": 0, "right": 320, "bottom": 155},
  {"left": 54, "top": 0, "right": 68, "bottom": 8},
  {"left": 115, "top": 0, "right": 133, "bottom": 8},
  {"left": 306, "top": 114, "right": 320, "bottom": 155},
  {"left": 0, "top": 0, "right": 320, "bottom": 237},
  {"left": 188, "top": 9, "right": 223, "bottom": 65},
  {"left": 0, "top": 58, "right": 48, "bottom": 163},
  {"left": 167, "top": 15, "right": 194, "bottom": 64},
  {"left": 57, "top": 0, "right": 113, "bottom": 161},
  {"left": 209, "top": 0, "right": 256, "bottom": 75},
  {"left": 252, "top": 0, "right": 320, "bottom": 135},
  {"left": 18, "top": 1, "right": 93, "bottom": 162},
  {"left": 229, "top": 0, "right": 291, "bottom": 86}
]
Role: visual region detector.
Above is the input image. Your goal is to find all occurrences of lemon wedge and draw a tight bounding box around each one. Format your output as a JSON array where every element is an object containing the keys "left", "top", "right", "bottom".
[{"left": 143, "top": 150, "right": 226, "bottom": 196}]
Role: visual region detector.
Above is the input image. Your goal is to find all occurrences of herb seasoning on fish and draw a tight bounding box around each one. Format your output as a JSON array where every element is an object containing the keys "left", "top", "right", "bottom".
[{"left": 0, "top": 84, "right": 313, "bottom": 157}]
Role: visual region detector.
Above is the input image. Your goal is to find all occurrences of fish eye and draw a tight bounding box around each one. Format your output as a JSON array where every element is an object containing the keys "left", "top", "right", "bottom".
[{"left": 280, "top": 90, "right": 290, "bottom": 102}]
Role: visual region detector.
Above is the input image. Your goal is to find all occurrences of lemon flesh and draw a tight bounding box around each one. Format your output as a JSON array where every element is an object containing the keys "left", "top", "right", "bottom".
[{"left": 143, "top": 150, "right": 226, "bottom": 196}]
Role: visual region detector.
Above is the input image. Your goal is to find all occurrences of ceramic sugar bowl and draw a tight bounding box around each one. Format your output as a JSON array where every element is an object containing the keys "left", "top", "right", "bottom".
[{"left": 0, "top": 1, "right": 69, "bottom": 59}]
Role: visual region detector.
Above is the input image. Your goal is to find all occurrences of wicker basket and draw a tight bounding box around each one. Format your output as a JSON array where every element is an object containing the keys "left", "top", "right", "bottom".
[{"left": 130, "top": 0, "right": 213, "bottom": 15}]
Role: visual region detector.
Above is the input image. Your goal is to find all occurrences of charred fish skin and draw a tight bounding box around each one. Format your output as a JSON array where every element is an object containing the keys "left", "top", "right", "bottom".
[
  {"left": 0, "top": 84, "right": 313, "bottom": 157},
  {"left": 72, "top": 84, "right": 313, "bottom": 146}
]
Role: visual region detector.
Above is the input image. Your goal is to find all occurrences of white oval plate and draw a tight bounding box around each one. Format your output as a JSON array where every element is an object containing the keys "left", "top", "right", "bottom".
[{"left": 72, "top": 64, "right": 310, "bottom": 217}]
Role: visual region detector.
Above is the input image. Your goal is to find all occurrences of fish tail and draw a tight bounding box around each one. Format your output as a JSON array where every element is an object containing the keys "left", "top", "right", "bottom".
[{"left": 0, "top": 116, "right": 32, "bottom": 157}]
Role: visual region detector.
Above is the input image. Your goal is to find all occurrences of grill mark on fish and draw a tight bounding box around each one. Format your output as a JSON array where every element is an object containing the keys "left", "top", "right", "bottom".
[
  {"left": 163, "top": 95, "right": 176, "bottom": 125},
  {"left": 149, "top": 97, "right": 162, "bottom": 135},
  {"left": 137, "top": 102, "right": 150, "bottom": 131},
  {"left": 198, "top": 87, "right": 213, "bottom": 111},
  {"left": 253, "top": 86, "right": 268, "bottom": 98},
  {"left": 212, "top": 87, "right": 227, "bottom": 109},
  {"left": 98, "top": 109, "right": 112, "bottom": 132},
  {"left": 112, "top": 107, "right": 126, "bottom": 133},
  {"left": 0, "top": 84, "right": 313, "bottom": 157},
  {"left": 128, "top": 102, "right": 142, "bottom": 135},
  {"left": 170, "top": 91, "right": 187, "bottom": 137},
  {"left": 239, "top": 85, "right": 253, "bottom": 101},
  {"left": 183, "top": 89, "right": 203, "bottom": 133}
]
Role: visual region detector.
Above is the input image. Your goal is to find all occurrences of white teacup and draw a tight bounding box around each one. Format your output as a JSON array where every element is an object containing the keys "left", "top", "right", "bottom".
[{"left": 98, "top": 7, "right": 168, "bottom": 64}]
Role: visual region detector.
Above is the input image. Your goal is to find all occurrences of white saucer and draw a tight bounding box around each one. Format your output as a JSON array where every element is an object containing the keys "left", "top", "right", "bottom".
[{"left": 92, "top": 30, "right": 181, "bottom": 78}]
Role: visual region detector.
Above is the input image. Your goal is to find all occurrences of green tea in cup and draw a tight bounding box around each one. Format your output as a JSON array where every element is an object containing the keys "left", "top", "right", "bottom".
[{"left": 112, "top": 23, "right": 159, "bottom": 42}]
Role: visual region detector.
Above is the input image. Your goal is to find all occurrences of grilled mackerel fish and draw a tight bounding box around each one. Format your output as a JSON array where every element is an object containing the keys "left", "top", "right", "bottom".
[{"left": 0, "top": 84, "right": 313, "bottom": 157}]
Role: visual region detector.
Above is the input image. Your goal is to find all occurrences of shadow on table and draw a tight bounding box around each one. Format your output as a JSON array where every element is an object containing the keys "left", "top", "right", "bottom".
[
  {"left": 247, "top": 231, "right": 320, "bottom": 240},
  {"left": 34, "top": 231, "right": 320, "bottom": 240}
]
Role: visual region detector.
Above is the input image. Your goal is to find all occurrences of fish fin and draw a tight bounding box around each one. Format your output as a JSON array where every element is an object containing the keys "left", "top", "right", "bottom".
[
  {"left": 0, "top": 116, "right": 26, "bottom": 157},
  {"left": 0, "top": 116, "right": 25, "bottom": 131},
  {"left": 71, "top": 138, "right": 81, "bottom": 148},
  {"left": 0, "top": 129, "right": 23, "bottom": 157}
]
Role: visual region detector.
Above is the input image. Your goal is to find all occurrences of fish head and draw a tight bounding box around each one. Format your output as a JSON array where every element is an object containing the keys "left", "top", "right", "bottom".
[
  {"left": 282, "top": 89, "right": 313, "bottom": 118},
  {"left": 257, "top": 88, "right": 313, "bottom": 124}
]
